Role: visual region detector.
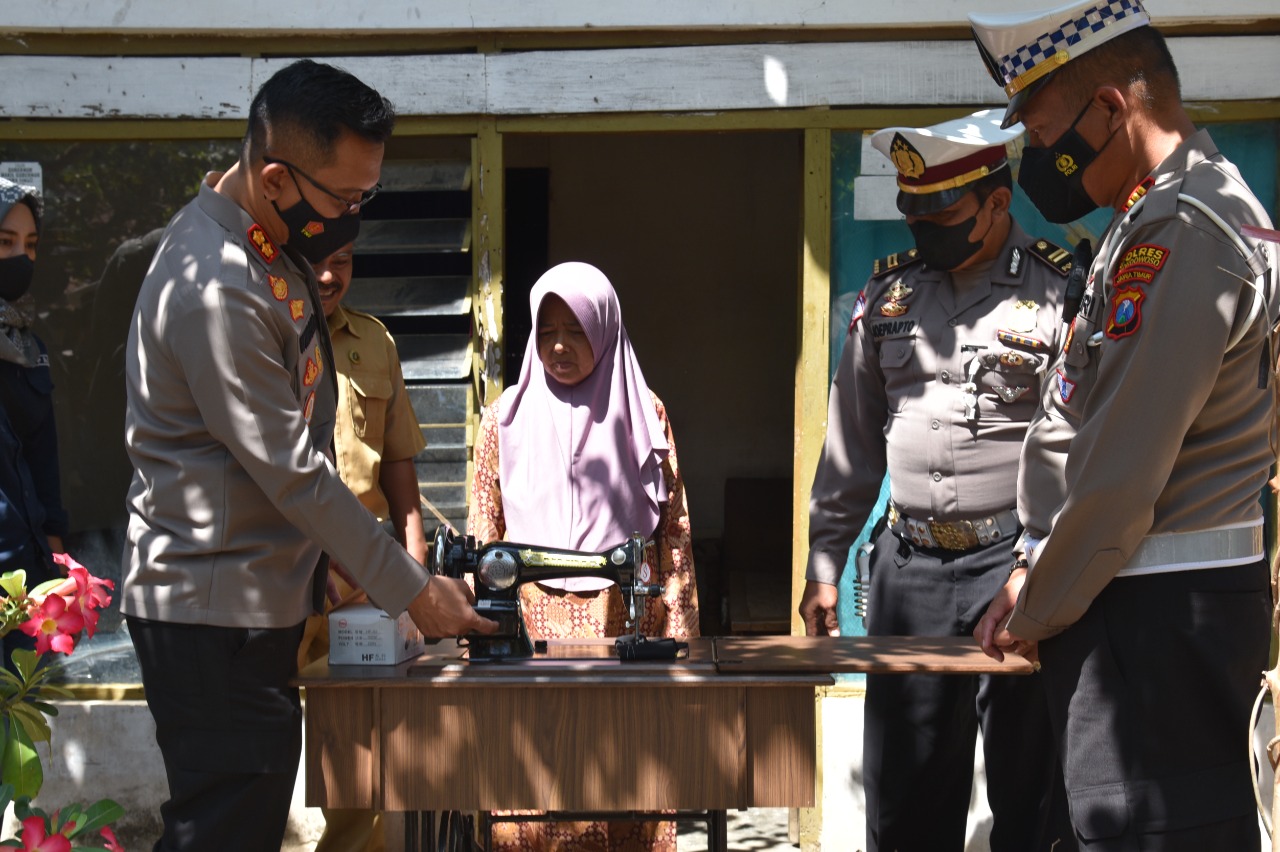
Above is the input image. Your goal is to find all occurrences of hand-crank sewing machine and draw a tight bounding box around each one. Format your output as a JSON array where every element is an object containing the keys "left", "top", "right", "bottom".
[{"left": 430, "top": 525, "right": 685, "bottom": 661}]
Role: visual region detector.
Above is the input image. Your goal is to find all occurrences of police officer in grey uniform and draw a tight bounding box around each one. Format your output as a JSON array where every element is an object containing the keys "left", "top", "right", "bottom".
[
  {"left": 122, "top": 61, "right": 496, "bottom": 852},
  {"left": 801, "top": 110, "right": 1072, "bottom": 852},
  {"left": 971, "top": 3, "right": 1276, "bottom": 849}
]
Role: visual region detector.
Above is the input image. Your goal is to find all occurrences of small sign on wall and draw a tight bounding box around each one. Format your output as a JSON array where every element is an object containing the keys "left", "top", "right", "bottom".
[{"left": 0, "top": 162, "right": 43, "bottom": 196}]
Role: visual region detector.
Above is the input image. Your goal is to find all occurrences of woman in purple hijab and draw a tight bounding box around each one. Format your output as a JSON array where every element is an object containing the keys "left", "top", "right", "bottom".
[{"left": 468, "top": 261, "right": 699, "bottom": 851}]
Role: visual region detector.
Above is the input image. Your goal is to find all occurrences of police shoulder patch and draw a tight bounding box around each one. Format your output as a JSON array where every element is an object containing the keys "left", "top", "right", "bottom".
[
  {"left": 870, "top": 248, "right": 922, "bottom": 278},
  {"left": 1027, "top": 238, "right": 1073, "bottom": 277}
]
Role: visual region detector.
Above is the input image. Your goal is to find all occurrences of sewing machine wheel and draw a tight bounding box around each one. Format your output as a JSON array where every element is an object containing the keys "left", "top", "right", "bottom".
[{"left": 432, "top": 525, "right": 457, "bottom": 578}]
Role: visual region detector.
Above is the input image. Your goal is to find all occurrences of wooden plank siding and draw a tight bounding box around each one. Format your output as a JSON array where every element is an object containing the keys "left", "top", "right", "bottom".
[{"left": 2, "top": 37, "right": 1276, "bottom": 122}]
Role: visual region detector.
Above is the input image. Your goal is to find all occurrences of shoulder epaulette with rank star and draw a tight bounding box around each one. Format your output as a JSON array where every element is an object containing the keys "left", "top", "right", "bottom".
[
  {"left": 1026, "top": 238, "right": 1073, "bottom": 277},
  {"left": 871, "top": 248, "right": 922, "bottom": 278}
]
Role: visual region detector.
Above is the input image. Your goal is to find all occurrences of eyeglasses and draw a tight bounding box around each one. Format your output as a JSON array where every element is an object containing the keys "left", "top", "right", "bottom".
[{"left": 263, "top": 155, "right": 381, "bottom": 215}]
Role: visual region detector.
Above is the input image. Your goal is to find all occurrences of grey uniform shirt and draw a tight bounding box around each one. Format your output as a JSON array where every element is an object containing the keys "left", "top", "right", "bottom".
[
  {"left": 1013, "top": 129, "right": 1276, "bottom": 641},
  {"left": 807, "top": 220, "right": 1069, "bottom": 585},
  {"left": 121, "top": 174, "right": 431, "bottom": 628}
]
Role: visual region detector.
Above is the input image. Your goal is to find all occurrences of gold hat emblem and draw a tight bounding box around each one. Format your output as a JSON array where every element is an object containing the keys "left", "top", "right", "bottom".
[{"left": 889, "top": 133, "right": 926, "bottom": 179}]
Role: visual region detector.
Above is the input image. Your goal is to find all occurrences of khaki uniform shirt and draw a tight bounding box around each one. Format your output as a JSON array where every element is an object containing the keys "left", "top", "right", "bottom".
[
  {"left": 328, "top": 304, "right": 426, "bottom": 521},
  {"left": 807, "top": 220, "right": 1070, "bottom": 585},
  {"left": 122, "top": 175, "right": 431, "bottom": 628},
  {"left": 1013, "top": 129, "right": 1276, "bottom": 641}
]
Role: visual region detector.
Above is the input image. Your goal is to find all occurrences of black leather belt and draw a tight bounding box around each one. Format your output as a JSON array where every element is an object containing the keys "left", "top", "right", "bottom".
[{"left": 886, "top": 501, "right": 1019, "bottom": 551}]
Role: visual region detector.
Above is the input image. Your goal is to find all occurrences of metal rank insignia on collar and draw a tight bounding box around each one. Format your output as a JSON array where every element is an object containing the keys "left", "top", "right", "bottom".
[
  {"left": 247, "top": 224, "right": 279, "bottom": 265},
  {"left": 1007, "top": 300, "right": 1038, "bottom": 333}
]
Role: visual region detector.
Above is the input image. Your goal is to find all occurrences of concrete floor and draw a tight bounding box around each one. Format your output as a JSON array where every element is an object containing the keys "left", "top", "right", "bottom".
[{"left": 677, "top": 808, "right": 794, "bottom": 851}]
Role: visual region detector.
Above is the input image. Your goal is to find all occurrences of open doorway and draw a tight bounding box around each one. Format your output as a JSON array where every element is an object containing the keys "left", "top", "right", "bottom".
[{"left": 504, "top": 131, "right": 803, "bottom": 634}]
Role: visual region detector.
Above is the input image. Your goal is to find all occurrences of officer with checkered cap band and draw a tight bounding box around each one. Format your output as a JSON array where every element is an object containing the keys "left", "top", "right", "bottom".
[
  {"left": 802, "top": 109, "right": 1073, "bottom": 852},
  {"left": 970, "top": 3, "right": 1277, "bottom": 849}
]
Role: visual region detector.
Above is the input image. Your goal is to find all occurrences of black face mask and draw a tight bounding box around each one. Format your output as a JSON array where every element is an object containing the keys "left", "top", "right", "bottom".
[
  {"left": 0, "top": 254, "right": 34, "bottom": 302},
  {"left": 908, "top": 203, "right": 993, "bottom": 271},
  {"left": 271, "top": 195, "right": 362, "bottom": 265},
  {"left": 1018, "top": 101, "right": 1117, "bottom": 224}
]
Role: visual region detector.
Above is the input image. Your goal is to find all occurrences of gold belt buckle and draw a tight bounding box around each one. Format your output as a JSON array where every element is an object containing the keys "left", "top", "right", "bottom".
[{"left": 930, "top": 519, "right": 978, "bottom": 551}]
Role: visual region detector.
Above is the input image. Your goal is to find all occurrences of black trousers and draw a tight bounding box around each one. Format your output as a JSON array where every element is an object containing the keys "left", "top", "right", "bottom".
[
  {"left": 863, "top": 525, "right": 1071, "bottom": 852},
  {"left": 1038, "top": 561, "right": 1270, "bottom": 852},
  {"left": 128, "top": 616, "right": 306, "bottom": 852}
]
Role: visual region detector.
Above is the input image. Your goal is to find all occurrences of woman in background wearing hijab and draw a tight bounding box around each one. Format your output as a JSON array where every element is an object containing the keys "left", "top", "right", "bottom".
[
  {"left": 0, "top": 178, "right": 70, "bottom": 667},
  {"left": 469, "top": 261, "right": 699, "bottom": 851}
]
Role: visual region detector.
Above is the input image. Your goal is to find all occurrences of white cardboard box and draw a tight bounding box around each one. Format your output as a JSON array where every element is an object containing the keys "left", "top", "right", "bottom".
[{"left": 328, "top": 601, "right": 425, "bottom": 665}]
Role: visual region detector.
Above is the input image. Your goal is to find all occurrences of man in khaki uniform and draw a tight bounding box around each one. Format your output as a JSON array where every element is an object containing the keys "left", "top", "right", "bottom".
[
  {"left": 299, "top": 241, "right": 428, "bottom": 852},
  {"left": 971, "top": 3, "right": 1276, "bottom": 849},
  {"left": 801, "top": 110, "right": 1071, "bottom": 852}
]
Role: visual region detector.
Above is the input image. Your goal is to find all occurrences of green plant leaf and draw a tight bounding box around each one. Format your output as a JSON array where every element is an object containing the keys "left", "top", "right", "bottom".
[
  {"left": 29, "top": 578, "right": 65, "bottom": 597},
  {"left": 0, "top": 571, "right": 26, "bottom": 599},
  {"left": 10, "top": 650, "right": 37, "bottom": 684},
  {"left": 1, "top": 718, "right": 43, "bottom": 799},
  {"left": 74, "top": 799, "right": 124, "bottom": 835},
  {"left": 55, "top": 803, "right": 81, "bottom": 833},
  {"left": 9, "top": 704, "right": 53, "bottom": 745},
  {"left": 0, "top": 782, "right": 12, "bottom": 814}
]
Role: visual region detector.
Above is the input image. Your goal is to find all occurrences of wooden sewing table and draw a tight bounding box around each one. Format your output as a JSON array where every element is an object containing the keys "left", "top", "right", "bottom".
[{"left": 296, "top": 635, "right": 1030, "bottom": 850}]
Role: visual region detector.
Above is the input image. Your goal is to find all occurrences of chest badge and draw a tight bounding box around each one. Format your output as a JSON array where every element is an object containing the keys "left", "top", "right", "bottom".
[
  {"left": 1008, "top": 300, "right": 1039, "bottom": 333},
  {"left": 1106, "top": 287, "right": 1145, "bottom": 340},
  {"left": 885, "top": 281, "right": 914, "bottom": 302},
  {"left": 994, "top": 386, "right": 1029, "bottom": 403},
  {"left": 880, "top": 301, "right": 908, "bottom": 317},
  {"left": 268, "top": 275, "right": 289, "bottom": 302}
]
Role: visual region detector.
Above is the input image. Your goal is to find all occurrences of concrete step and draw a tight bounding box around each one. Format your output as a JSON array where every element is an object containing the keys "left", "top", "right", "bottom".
[
  {"left": 415, "top": 457, "right": 467, "bottom": 486},
  {"left": 407, "top": 383, "right": 469, "bottom": 425}
]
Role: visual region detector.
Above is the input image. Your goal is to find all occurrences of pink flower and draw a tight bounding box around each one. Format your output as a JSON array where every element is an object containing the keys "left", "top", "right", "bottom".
[
  {"left": 100, "top": 825, "right": 124, "bottom": 852},
  {"left": 16, "top": 816, "right": 70, "bottom": 852},
  {"left": 49, "top": 556, "right": 114, "bottom": 638},
  {"left": 65, "top": 567, "right": 114, "bottom": 638},
  {"left": 19, "top": 593, "right": 84, "bottom": 655}
]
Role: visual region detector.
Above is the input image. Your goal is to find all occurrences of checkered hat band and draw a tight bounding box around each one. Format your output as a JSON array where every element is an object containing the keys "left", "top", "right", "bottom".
[{"left": 998, "top": 0, "right": 1143, "bottom": 84}]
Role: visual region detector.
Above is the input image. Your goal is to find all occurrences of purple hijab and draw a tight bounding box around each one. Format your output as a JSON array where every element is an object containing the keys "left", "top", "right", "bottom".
[{"left": 497, "top": 263, "right": 669, "bottom": 579}]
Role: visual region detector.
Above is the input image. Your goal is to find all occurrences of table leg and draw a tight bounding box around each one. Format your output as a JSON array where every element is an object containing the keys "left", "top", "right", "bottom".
[{"left": 707, "top": 809, "right": 728, "bottom": 852}]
